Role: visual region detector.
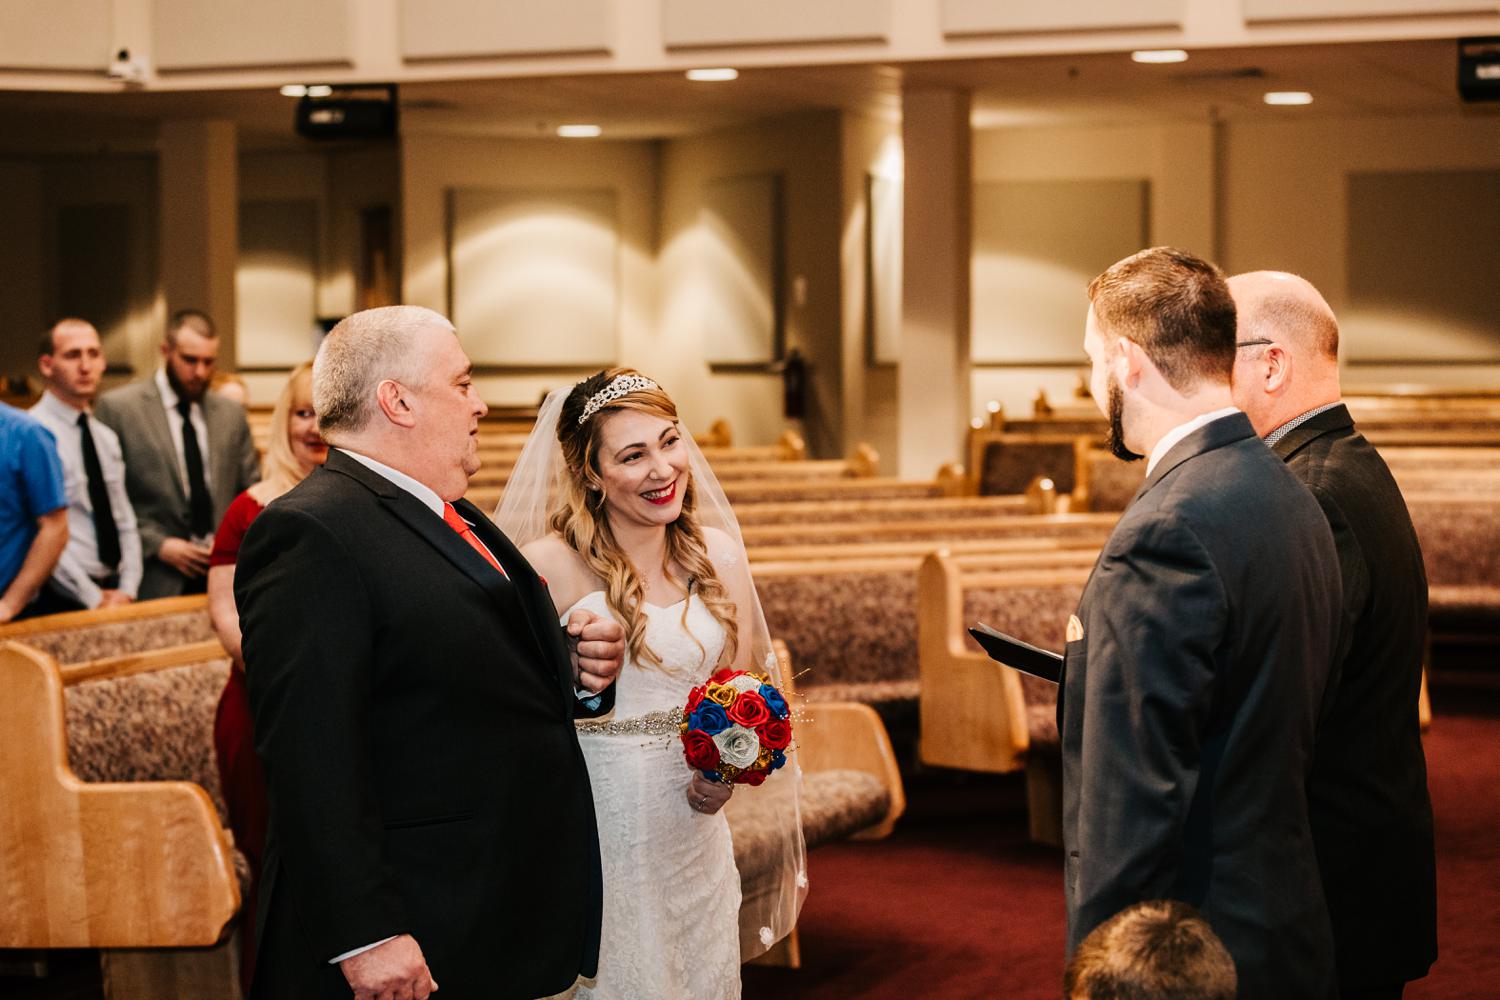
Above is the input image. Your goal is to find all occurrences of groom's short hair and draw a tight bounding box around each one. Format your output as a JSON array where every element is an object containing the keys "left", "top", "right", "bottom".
[
  {"left": 1064, "top": 900, "right": 1236, "bottom": 1000},
  {"left": 314, "top": 305, "right": 454, "bottom": 436}
]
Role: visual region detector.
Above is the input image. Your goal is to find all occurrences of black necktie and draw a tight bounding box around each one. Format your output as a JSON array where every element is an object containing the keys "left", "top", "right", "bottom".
[
  {"left": 177, "top": 399, "right": 214, "bottom": 537},
  {"left": 78, "top": 412, "right": 121, "bottom": 571}
]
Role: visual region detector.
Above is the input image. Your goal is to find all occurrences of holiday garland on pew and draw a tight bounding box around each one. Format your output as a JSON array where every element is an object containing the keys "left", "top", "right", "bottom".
[{"left": 680, "top": 668, "right": 792, "bottom": 786}]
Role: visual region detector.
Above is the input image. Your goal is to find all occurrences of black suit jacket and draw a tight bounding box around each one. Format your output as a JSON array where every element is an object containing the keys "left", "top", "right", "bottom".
[
  {"left": 1273, "top": 404, "right": 1437, "bottom": 988},
  {"left": 1060, "top": 412, "right": 1341, "bottom": 1000},
  {"left": 237, "top": 449, "right": 612, "bottom": 999}
]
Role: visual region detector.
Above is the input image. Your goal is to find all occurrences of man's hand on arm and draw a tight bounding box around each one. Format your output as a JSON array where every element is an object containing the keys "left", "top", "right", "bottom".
[
  {"left": 98, "top": 589, "right": 134, "bottom": 608},
  {"left": 565, "top": 608, "right": 624, "bottom": 693},
  {"left": 339, "top": 934, "right": 438, "bottom": 1000},
  {"left": 158, "top": 536, "right": 211, "bottom": 577}
]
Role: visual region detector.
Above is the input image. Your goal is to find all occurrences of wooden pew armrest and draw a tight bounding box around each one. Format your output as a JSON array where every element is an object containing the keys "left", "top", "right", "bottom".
[
  {"left": 919, "top": 650, "right": 1030, "bottom": 774},
  {"left": 796, "top": 701, "right": 906, "bottom": 839}
]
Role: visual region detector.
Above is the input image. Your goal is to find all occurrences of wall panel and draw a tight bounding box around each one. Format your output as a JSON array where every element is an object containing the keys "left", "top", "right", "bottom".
[
  {"left": 154, "top": 0, "right": 352, "bottom": 70},
  {"left": 1244, "top": 0, "right": 1497, "bottom": 21},
  {"left": 972, "top": 179, "right": 1149, "bottom": 364},
  {"left": 236, "top": 200, "right": 321, "bottom": 369},
  {"left": 400, "top": 0, "right": 611, "bottom": 60},
  {"left": 0, "top": 0, "right": 110, "bottom": 71},
  {"left": 942, "top": 0, "right": 1184, "bottom": 35},
  {"left": 448, "top": 187, "right": 619, "bottom": 367},
  {"left": 663, "top": 0, "right": 889, "bottom": 48}
]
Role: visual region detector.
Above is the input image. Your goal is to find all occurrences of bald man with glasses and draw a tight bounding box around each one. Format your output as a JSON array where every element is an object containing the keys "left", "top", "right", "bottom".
[{"left": 1229, "top": 271, "right": 1436, "bottom": 1000}]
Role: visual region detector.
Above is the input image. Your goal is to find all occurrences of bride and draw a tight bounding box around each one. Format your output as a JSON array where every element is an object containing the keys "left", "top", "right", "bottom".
[{"left": 496, "top": 369, "right": 806, "bottom": 999}]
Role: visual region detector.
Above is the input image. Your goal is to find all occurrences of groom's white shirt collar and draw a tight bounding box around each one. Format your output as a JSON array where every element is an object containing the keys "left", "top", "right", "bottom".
[
  {"left": 1146, "top": 406, "right": 1240, "bottom": 476},
  {"left": 341, "top": 447, "right": 445, "bottom": 519}
]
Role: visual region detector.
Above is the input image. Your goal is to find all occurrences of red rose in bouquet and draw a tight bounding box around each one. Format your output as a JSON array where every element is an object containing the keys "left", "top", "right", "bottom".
[
  {"left": 757, "top": 718, "right": 792, "bottom": 751},
  {"left": 682, "top": 731, "right": 721, "bottom": 771},
  {"left": 727, "top": 691, "right": 770, "bottom": 728}
]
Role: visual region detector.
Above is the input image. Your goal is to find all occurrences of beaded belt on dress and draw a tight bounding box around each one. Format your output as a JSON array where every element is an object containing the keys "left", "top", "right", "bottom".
[{"left": 576, "top": 709, "right": 682, "bottom": 736}]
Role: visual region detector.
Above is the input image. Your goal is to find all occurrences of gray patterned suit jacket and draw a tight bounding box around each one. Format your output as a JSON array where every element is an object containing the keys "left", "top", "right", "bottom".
[{"left": 95, "top": 377, "right": 260, "bottom": 598}]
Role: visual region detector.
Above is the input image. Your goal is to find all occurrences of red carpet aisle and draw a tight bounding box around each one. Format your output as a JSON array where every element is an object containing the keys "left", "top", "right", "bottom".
[{"left": 745, "top": 668, "right": 1500, "bottom": 1000}]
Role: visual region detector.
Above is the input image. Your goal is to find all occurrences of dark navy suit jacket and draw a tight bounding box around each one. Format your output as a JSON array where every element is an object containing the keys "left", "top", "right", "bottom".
[{"left": 1060, "top": 412, "right": 1341, "bottom": 999}]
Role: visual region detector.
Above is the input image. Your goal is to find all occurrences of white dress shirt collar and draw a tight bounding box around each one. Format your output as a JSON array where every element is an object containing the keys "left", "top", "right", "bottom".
[
  {"left": 34, "top": 388, "right": 86, "bottom": 424},
  {"left": 340, "top": 448, "right": 446, "bottom": 519},
  {"left": 154, "top": 367, "right": 183, "bottom": 410},
  {"left": 1146, "top": 406, "right": 1242, "bottom": 476}
]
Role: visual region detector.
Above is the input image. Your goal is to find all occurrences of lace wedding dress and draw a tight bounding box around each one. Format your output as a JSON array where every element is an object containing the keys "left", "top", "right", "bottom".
[{"left": 563, "top": 590, "right": 742, "bottom": 1000}]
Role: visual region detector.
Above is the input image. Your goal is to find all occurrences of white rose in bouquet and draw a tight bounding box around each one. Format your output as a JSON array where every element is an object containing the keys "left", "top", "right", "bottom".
[{"left": 712, "top": 724, "right": 762, "bottom": 769}]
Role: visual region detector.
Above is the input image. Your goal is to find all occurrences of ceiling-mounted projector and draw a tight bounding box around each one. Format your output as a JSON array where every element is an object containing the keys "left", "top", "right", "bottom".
[
  {"left": 1459, "top": 37, "right": 1500, "bottom": 103},
  {"left": 295, "top": 83, "right": 398, "bottom": 140}
]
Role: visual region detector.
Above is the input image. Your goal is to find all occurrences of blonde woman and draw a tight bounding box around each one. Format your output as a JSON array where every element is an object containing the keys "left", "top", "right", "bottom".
[
  {"left": 496, "top": 369, "right": 805, "bottom": 1000},
  {"left": 205, "top": 360, "right": 326, "bottom": 991}
]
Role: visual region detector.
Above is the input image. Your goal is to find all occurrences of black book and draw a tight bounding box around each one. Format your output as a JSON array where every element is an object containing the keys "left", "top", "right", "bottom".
[{"left": 968, "top": 622, "right": 1062, "bottom": 684}]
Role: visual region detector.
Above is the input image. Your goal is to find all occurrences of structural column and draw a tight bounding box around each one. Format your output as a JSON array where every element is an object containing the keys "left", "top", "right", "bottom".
[
  {"left": 158, "top": 119, "right": 238, "bottom": 361},
  {"left": 897, "top": 87, "right": 971, "bottom": 479}
]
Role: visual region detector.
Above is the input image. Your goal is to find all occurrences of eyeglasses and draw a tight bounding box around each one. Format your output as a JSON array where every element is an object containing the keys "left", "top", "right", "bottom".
[{"left": 1236, "top": 339, "right": 1274, "bottom": 349}]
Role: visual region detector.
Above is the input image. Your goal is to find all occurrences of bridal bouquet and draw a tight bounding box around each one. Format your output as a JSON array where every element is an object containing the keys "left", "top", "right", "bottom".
[{"left": 680, "top": 668, "right": 792, "bottom": 786}]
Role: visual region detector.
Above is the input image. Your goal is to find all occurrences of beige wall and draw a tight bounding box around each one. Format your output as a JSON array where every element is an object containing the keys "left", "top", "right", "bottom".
[
  {"left": 0, "top": 160, "right": 47, "bottom": 385},
  {"left": 970, "top": 112, "right": 1500, "bottom": 419},
  {"left": 400, "top": 132, "right": 660, "bottom": 413},
  {"left": 1219, "top": 113, "right": 1500, "bottom": 388},
  {"left": 0, "top": 153, "right": 161, "bottom": 390},
  {"left": 659, "top": 112, "right": 845, "bottom": 452},
  {"left": 839, "top": 111, "right": 904, "bottom": 472},
  {"left": 969, "top": 121, "right": 1214, "bottom": 419}
]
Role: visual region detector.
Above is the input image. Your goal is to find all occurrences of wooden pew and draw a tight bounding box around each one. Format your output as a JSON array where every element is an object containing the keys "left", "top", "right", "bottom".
[
  {"left": 701, "top": 430, "right": 807, "bottom": 464},
  {"left": 742, "top": 511, "right": 1120, "bottom": 550},
  {"left": 0, "top": 639, "right": 241, "bottom": 998},
  {"left": 915, "top": 553, "right": 1089, "bottom": 845},
  {"left": 733, "top": 494, "right": 1048, "bottom": 528},
  {"left": 753, "top": 528, "right": 1112, "bottom": 704}
]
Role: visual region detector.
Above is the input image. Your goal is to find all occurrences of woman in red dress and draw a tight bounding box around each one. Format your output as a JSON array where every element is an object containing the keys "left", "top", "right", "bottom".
[{"left": 207, "top": 360, "right": 326, "bottom": 989}]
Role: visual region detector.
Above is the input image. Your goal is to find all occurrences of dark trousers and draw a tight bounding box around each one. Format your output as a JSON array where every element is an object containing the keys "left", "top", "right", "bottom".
[
  {"left": 1342, "top": 986, "right": 1405, "bottom": 1000},
  {"left": 20, "top": 583, "right": 88, "bottom": 618}
]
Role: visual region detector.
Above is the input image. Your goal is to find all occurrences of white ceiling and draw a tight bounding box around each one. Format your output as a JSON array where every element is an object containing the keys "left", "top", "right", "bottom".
[{"left": 0, "top": 38, "right": 1484, "bottom": 154}]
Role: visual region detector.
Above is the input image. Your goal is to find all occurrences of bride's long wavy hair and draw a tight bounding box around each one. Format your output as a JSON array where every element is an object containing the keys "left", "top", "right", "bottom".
[{"left": 550, "top": 368, "right": 738, "bottom": 670}]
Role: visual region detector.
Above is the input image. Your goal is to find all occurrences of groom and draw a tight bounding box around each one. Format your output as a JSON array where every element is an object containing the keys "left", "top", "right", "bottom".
[{"left": 238, "top": 306, "right": 623, "bottom": 1000}]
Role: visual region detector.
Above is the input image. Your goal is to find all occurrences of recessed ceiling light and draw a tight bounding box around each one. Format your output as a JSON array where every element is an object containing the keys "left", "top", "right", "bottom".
[
  {"left": 1131, "top": 49, "right": 1188, "bottom": 64},
  {"left": 686, "top": 67, "right": 739, "bottom": 82},
  {"left": 557, "top": 124, "right": 603, "bottom": 138},
  {"left": 1264, "top": 91, "right": 1313, "bottom": 106},
  {"left": 306, "top": 84, "right": 334, "bottom": 98},
  {"left": 280, "top": 84, "right": 308, "bottom": 97}
]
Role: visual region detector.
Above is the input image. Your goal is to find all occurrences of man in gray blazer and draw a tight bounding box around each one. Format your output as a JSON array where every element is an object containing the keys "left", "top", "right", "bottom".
[
  {"left": 95, "top": 310, "right": 260, "bottom": 599},
  {"left": 1063, "top": 248, "right": 1342, "bottom": 999}
]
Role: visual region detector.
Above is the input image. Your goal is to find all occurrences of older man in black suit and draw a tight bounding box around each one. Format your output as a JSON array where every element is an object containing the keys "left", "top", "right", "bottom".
[
  {"left": 1063, "top": 247, "right": 1342, "bottom": 999},
  {"left": 1230, "top": 271, "right": 1437, "bottom": 1000},
  {"left": 237, "top": 306, "right": 624, "bottom": 1000}
]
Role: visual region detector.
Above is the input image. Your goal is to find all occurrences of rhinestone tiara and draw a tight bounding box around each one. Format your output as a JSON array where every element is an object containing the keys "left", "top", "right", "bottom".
[{"left": 578, "top": 374, "right": 659, "bottom": 425}]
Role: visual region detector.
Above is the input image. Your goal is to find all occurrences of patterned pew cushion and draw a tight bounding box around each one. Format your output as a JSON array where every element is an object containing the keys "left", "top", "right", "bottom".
[
  {"left": 64, "top": 659, "right": 232, "bottom": 823},
  {"left": 20, "top": 607, "right": 216, "bottom": 666},
  {"left": 729, "top": 769, "right": 890, "bottom": 883}
]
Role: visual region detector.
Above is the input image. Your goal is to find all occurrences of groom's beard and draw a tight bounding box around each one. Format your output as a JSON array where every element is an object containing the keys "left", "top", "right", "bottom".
[{"left": 1106, "top": 377, "right": 1144, "bottom": 463}]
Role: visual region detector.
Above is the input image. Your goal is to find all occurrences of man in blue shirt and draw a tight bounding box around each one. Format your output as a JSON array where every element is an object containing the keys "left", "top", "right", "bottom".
[{"left": 0, "top": 401, "right": 69, "bottom": 622}]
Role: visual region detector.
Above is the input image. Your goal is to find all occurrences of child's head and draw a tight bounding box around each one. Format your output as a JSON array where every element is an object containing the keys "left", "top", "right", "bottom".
[{"left": 1064, "top": 900, "right": 1236, "bottom": 1000}]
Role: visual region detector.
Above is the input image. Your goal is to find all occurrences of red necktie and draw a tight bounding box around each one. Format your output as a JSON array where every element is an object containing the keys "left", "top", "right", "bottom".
[{"left": 442, "top": 502, "right": 507, "bottom": 578}]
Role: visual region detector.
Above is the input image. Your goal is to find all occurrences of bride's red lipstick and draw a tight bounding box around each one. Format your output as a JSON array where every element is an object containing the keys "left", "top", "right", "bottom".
[{"left": 642, "top": 480, "right": 677, "bottom": 505}]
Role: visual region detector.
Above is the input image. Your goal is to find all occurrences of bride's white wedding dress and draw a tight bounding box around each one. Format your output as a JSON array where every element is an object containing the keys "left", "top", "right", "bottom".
[{"left": 563, "top": 590, "right": 742, "bottom": 1000}]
